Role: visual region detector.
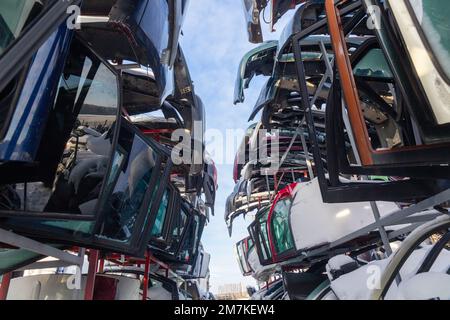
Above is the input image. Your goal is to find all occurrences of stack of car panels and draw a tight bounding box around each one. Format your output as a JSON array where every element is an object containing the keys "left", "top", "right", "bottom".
[
  {"left": 0, "top": 0, "right": 215, "bottom": 300},
  {"left": 230, "top": 0, "right": 450, "bottom": 300}
]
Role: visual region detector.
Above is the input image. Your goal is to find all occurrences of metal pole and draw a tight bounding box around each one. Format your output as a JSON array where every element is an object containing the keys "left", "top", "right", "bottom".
[
  {"left": 23, "top": 183, "right": 27, "bottom": 211},
  {"left": 309, "top": 41, "right": 333, "bottom": 108},
  {"left": 98, "top": 259, "right": 104, "bottom": 273},
  {"left": 84, "top": 250, "right": 99, "bottom": 300},
  {"left": 371, "top": 203, "right": 401, "bottom": 284},
  {"left": 370, "top": 202, "right": 393, "bottom": 257},
  {"left": 341, "top": 101, "right": 394, "bottom": 257},
  {"left": 0, "top": 272, "right": 12, "bottom": 300},
  {"left": 265, "top": 174, "right": 272, "bottom": 199},
  {"left": 142, "top": 251, "right": 151, "bottom": 301},
  {"left": 299, "top": 130, "right": 314, "bottom": 179},
  {"left": 370, "top": 201, "right": 402, "bottom": 285},
  {"left": 0, "top": 228, "right": 83, "bottom": 265}
]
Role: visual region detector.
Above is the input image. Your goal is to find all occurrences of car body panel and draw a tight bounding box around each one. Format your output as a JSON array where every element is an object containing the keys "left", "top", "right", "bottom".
[
  {"left": 0, "top": 119, "right": 174, "bottom": 257},
  {"left": 372, "top": 215, "right": 450, "bottom": 300},
  {"left": 0, "top": 24, "right": 73, "bottom": 163},
  {"left": 282, "top": 178, "right": 399, "bottom": 254},
  {"left": 236, "top": 237, "right": 254, "bottom": 276},
  {"left": 241, "top": 0, "right": 309, "bottom": 43},
  {"left": 0, "top": 0, "right": 81, "bottom": 94},
  {"left": 241, "top": 0, "right": 267, "bottom": 44},
  {"left": 234, "top": 40, "right": 278, "bottom": 104},
  {"left": 79, "top": 0, "right": 189, "bottom": 104}
]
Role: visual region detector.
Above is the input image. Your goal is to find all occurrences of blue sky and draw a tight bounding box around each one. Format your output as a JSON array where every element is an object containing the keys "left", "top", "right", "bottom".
[{"left": 180, "top": 0, "right": 294, "bottom": 293}]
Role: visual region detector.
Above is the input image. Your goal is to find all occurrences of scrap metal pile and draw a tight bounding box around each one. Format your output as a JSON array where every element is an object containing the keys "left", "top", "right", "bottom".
[
  {"left": 0, "top": 0, "right": 216, "bottom": 300},
  {"left": 229, "top": 0, "right": 450, "bottom": 300}
]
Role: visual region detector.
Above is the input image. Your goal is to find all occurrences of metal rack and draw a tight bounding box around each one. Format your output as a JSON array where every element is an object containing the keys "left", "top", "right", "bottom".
[
  {"left": 264, "top": 34, "right": 450, "bottom": 270},
  {"left": 0, "top": 228, "right": 188, "bottom": 300},
  {"left": 275, "top": 189, "right": 449, "bottom": 272},
  {"left": 0, "top": 228, "right": 86, "bottom": 299}
]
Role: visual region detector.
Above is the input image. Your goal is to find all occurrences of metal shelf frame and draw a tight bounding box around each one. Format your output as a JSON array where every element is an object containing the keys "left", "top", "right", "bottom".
[{"left": 0, "top": 228, "right": 86, "bottom": 299}]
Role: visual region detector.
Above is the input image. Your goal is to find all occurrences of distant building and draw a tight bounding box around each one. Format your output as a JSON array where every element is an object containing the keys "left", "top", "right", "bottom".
[{"left": 216, "top": 283, "right": 249, "bottom": 300}]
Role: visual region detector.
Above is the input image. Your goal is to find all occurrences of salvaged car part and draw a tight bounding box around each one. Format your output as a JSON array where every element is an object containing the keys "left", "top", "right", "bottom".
[
  {"left": 241, "top": 0, "right": 312, "bottom": 43},
  {"left": 149, "top": 190, "right": 206, "bottom": 267},
  {"left": 266, "top": 179, "right": 400, "bottom": 264},
  {"left": 282, "top": 271, "right": 327, "bottom": 300},
  {"left": 230, "top": 0, "right": 450, "bottom": 300},
  {"left": 78, "top": 0, "right": 188, "bottom": 102},
  {"left": 288, "top": 0, "right": 450, "bottom": 203},
  {"left": 1, "top": 118, "right": 173, "bottom": 257},
  {"left": 235, "top": 236, "right": 255, "bottom": 277},
  {"left": 326, "top": 216, "right": 450, "bottom": 300},
  {"left": 0, "top": 0, "right": 213, "bottom": 302},
  {"left": 234, "top": 40, "right": 278, "bottom": 104},
  {"left": 6, "top": 273, "right": 141, "bottom": 300},
  {"left": 0, "top": 0, "right": 81, "bottom": 94}
]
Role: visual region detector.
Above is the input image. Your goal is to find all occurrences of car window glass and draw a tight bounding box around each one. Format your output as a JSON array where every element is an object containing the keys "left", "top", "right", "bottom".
[
  {"left": 237, "top": 240, "right": 251, "bottom": 274},
  {"left": 0, "top": 247, "right": 44, "bottom": 274},
  {"left": 168, "top": 206, "right": 188, "bottom": 253},
  {"left": 353, "top": 48, "right": 393, "bottom": 79},
  {"left": 0, "top": 40, "right": 120, "bottom": 239},
  {"left": 97, "top": 132, "right": 158, "bottom": 243},
  {"left": 258, "top": 208, "right": 272, "bottom": 261},
  {"left": 271, "top": 198, "right": 295, "bottom": 255},
  {"left": 248, "top": 237, "right": 254, "bottom": 251},
  {"left": 0, "top": 0, "right": 51, "bottom": 56},
  {"left": 409, "top": 0, "right": 450, "bottom": 79},
  {"left": 150, "top": 188, "right": 170, "bottom": 238},
  {"left": 190, "top": 215, "right": 202, "bottom": 258},
  {"left": 74, "top": 63, "right": 118, "bottom": 129},
  {"left": 178, "top": 216, "right": 197, "bottom": 263},
  {"left": 260, "top": 229, "right": 269, "bottom": 260}
]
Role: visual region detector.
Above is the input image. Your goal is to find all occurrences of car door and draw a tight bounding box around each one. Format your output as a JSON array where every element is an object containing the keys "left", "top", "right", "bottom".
[
  {"left": 0, "top": 1, "right": 81, "bottom": 165},
  {"left": 235, "top": 237, "right": 255, "bottom": 276},
  {"left": 1, "top": 118, "right": 173, "bottom": 257},
  {"left": 0, "top": 0, "right": 81, "bottom": 93},
  {"left": 0, "top": 37, "right": 173, "bottom": 256},
  {"left": 248, "top": 206, "right": 274, "bottom": 266},
  {"left": 78, "top": 0, "right": 187, "bottom": 104},
  {"left": 267, "top": 183, "right": 297, "bottom": 263}
]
